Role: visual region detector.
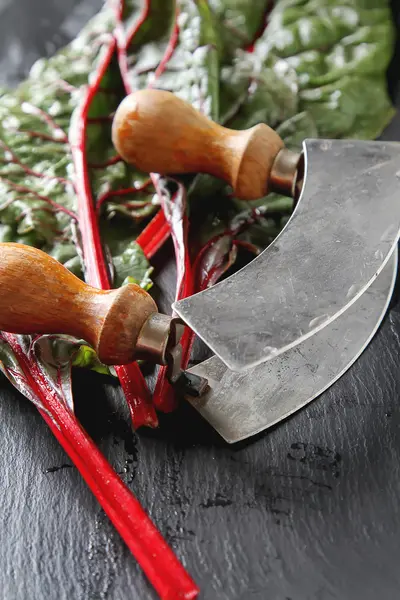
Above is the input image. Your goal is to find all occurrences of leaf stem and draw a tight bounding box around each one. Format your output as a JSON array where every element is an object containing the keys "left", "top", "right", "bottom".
[
  {"left": 152, "top": 180, "right": 193, "bottom": 413},
  {"left": 3, "top": 333, "right": 198, "bottom": 600},
  {"left": 68, "top": 35, "right": 157, "bottom": 429},
  {"left": 136, "top": 208, "right": 170, "bottom": 259},
  {"left": 135, "top": 181, "right": 172, "bottom": 257},
  {"left": 69, "top": 38, "right": 116, "bottom": 289},
  {"left": 150, "top": 12, "right": 180, "bottom": 84}
]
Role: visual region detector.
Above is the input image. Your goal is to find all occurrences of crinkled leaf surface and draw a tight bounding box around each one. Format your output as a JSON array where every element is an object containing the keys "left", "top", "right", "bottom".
[
  {"left": 0, "top": 4, "right": 155, "bottom": 382},
  {"left": 0, "top": 0, "right": 395, "bottom": 260},
  {"left": 0, "top": 0, "right": 393, "bottom": 276},
  {"left": 194, "top": 0, "right": 396, "bottom": 229},
  {"left": 120, "top": 0, "right": 220, "bottom": 119},
  {"left": 209, "top": 0, "right": 270, "bottom": 59},
  {"left": 0, "top": 5, "right": 154, "bottom": 283}
]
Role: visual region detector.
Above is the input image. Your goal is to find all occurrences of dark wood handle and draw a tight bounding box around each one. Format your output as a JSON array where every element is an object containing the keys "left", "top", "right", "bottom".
[
  {"left": 112, "top": 89, "right": 285, "bottom": 200},
  {"left": 0, "top": 243, "right": 157, "bottom": 365}
]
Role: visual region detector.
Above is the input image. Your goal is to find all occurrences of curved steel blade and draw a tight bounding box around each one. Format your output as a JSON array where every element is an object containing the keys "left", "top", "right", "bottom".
[
  {"left": 174, "top": 139, "right": 400, "bottom": 372},
  {"left": 186, "top": 249, "right": 397, "bottom": 443}
]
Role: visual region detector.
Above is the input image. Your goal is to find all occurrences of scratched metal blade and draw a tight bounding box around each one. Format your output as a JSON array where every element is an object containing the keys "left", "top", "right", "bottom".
[
  {"left": 174, "top": 139, "right": 400, "bottom": 372},
  {"left": 186, "top": 249, "right": 397, "bottom": 443}
]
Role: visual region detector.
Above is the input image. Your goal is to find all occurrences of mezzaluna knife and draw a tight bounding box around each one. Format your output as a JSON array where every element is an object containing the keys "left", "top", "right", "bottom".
[
  {"left": 112, "top": 90, "right": 400, "bottom": 373},
  {"left": 0, "top": 89, "right": 398, "bottom": 442}
]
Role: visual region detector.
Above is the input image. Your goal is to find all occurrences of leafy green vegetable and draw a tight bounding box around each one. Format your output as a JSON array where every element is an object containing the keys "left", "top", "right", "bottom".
[
  {"left": 0, "top": 0, "right": 394, "bottom": 277},
  {"left": 262, "top": 0, "right": 396, "bottom": 139},
  {"left": 113, "top": 242, "right": 154, "bottom": 288},
  {"left": 209, "top": 0, "right": 270, "bottom": 58}
]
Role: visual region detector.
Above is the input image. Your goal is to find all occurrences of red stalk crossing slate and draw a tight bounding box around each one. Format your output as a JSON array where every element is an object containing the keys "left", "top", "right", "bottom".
[
  {"left": 3, "top": 331, "right": 198, "bottom": 600},
  {"left": 0, "top": 13, "right": 198, "bottom": 597}
]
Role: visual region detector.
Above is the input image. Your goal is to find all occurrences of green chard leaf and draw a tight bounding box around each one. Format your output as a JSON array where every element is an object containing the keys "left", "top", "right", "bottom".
[
  {"left": 209, "top": 0, "right": 270, "bottom": 59},
  {"left": 120, "top": 0, "right": 220, "bottom": 120},
  {"left": 266, "top": 0, "right": 396, "bottom": 138}
]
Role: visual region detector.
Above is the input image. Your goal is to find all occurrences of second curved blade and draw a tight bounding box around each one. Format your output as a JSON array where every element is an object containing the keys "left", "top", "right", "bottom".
[{"left": 185, "top": 249, "right": 397, "bottom": 443}]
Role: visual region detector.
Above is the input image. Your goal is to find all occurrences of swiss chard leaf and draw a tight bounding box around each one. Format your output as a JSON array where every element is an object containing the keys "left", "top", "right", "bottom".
[
  {"left": 119, "top": 0, "right": 220, "bottom": 119},
  {"left": 0, "top": 6, "right": 154, "bottom": 284},
  {"left": 267, "top": 0, "right": 396, "bottom": 138},
  {"left": 209, "top": 0, "right": 271, "bottom": 59}
]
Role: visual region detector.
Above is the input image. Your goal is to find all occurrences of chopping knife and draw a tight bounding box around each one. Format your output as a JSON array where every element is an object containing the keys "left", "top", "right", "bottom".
[
  {"left": 112, "top": 90, "right": 400, "bottom": 372},
  {"left": 0, "top": 89, "right": 398, "bottom": 443},
  {"left": 0, "top": 242, "right": 396, "bottom": 444},
  {"left": 0, "top": 242, "right": 207, "bottom": 396}
]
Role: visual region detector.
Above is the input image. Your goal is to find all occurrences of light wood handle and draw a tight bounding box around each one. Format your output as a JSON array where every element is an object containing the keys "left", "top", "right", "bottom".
[
  {"left": 112, "top": 89, "right": 285, "bottom": 200},
  {"left": 0, "top": 243, "right": 157, "bottom": 365}
]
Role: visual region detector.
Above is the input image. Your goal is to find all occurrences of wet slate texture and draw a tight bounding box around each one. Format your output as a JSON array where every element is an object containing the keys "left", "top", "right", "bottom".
[{"left": 2, "top": 1, "right": 400, "bottom": 599}]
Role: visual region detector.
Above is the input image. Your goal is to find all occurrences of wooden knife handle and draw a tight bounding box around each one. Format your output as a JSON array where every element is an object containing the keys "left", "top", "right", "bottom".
[
  {"left": 0, "top": 243, "right": 157, "bottom": 365},
  {"left": 112, "top": 89, "right": 286, "bottom": 200}
]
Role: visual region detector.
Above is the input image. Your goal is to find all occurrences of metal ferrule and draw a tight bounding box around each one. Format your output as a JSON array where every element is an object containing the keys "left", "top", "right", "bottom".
[
  {"left": 135, "top": 313, "right": 176, "bottom": 365},
  {"left": 270, "top": 148, "right": 303, "bottom": 200},
  {"left": 135, "top": 312, "right": 208, "bottom": 393},
  {"left": 135, "top": 312, "right": 187, "bottom": 383}
]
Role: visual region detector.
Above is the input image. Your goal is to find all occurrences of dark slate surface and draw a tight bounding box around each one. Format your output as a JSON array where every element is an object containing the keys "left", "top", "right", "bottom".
[{"left": 2, "top": 1, "right": 400, "bottom": 599}]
